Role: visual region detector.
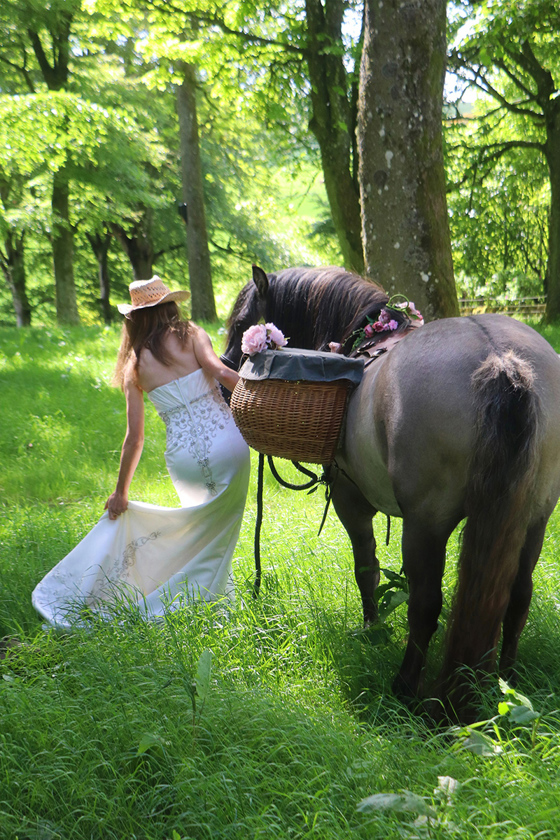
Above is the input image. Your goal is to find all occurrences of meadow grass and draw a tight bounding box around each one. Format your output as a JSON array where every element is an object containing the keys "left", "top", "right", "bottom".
[{"left": 1, "top": 321, "right": 560, "bottom": 838}]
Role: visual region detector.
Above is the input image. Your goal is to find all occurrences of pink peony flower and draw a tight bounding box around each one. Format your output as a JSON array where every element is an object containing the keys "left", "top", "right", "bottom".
[
  {"left": 241, "top": 324, "right": 268, "bottom": 355},
  {"left": 373, "top": 321, "right": 386, "bottom": 332},
  {"left": 364, "top": 323, "right": 374, "bottom": 338},
  {"left": 265, "top": 323, "right": 287, "bottom": 349},
  {"left": 241, "top": 322, "right": 288, "bottom": 355},
  {"left": 408, "top": 304, "right": 424, "bottom": 324},
  {"left": 378, "top": 308, "right": 392, "bottom": 325},
  {"left": 387, "top": 319, "right": 399, "bottom": 331}
]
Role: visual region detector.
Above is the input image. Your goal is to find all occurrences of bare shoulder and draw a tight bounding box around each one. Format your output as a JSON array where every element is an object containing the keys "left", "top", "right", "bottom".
[
  {"left": 191, "top": 324, "right": 213, "bottom": 348},
  {"left": 122, "top": 357, "right": 142, "bottom": 393}
]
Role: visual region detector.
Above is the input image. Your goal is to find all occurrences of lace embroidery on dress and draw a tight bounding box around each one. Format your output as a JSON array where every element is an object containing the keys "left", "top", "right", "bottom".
[
  {"left": 160, "top": 386, "right": 230, "bottom": 496},
  {"left": 87, "top": 530, "right": 161, "bottom": 605}
]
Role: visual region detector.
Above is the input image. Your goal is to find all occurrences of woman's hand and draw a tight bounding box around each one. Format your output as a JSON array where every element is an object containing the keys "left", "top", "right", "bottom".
[{"left": 104, "top": 490, "right": 128, "bottom": 520}]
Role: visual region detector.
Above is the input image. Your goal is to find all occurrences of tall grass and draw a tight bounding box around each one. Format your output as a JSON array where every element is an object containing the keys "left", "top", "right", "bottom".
[{"left": 1, "top": 321, "right": 560, "bottom": 838}]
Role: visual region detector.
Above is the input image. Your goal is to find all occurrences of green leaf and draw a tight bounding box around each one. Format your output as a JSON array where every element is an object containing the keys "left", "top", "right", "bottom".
[
  {"left": 499, "top": 677, "right": 515, "bottom": 696},
  {"left": 195, "top": 649, "right": 213, "bottom": 705},
  {"left": 462, "top": 730, "right": 502, "bottom": 756},
  {"left": 478, "top": 46, "right": 493, "bottom": 66},
  {"left": 509, "top": 706, "right": 540, "bottom": 725},
  {"left": 357, "top": 791, "right": 436, "bottom": 818},
  {"left": 381, "top": 568, "right": 405, "bottom": 585},
  {"left": 136, "top": 733, "right": 164, "bottom": 756},
  {"left": 374, "top": 582, "right": 398, "bottom": 601},
  {"left": 379, "top": 590, "right": 408, "bottom": 621},
  {"left": 436, "top": 775, "right": 459, "bottom": 798}
]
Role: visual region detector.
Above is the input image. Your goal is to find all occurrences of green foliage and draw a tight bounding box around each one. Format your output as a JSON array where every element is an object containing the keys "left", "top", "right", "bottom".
[
  {"left": 446, "top": 134, "right": 548, "bottom": 303},
  {"left": 0, "top": 0, "right": 343, "bottom": 327},
  {"left": 446, "top": 0, "right": 560, "bottom": 300}
]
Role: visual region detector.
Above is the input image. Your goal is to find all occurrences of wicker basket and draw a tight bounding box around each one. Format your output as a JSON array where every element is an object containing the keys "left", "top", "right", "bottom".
[{"left": 230, "top": 377, "right": 351, "bottom": 464}]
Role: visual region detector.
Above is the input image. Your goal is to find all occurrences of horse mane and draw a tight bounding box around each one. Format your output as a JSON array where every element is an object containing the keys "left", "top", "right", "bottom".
[
  {"left": 226, "top": 282, "right": 257, "bottom": 331},
  {"left": 266, "top": 267, "right": 390, "bottom": 350}
]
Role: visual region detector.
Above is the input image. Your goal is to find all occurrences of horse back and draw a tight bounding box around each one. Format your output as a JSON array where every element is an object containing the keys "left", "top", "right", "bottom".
[{"left": 341, "top": 314, "right": 560, "bottom": 525}]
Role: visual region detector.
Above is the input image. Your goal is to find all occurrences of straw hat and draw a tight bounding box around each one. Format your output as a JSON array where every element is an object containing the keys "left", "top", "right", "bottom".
[{"left": 118, "top": 277, "right": 191, "bottom": 315}]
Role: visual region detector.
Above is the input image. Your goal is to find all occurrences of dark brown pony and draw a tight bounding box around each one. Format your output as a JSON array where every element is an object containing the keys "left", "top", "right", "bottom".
[{"left": 224, "top": 265, "right": 560, "bottom": 721}]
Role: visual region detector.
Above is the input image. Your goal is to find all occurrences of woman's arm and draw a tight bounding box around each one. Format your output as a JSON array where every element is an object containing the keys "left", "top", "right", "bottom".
[
  {"left": 192, "top": 327, "right": 241, "bottom": 392},
  {"left": 104, "top": 369, "right": 145, "bottom": 520}
]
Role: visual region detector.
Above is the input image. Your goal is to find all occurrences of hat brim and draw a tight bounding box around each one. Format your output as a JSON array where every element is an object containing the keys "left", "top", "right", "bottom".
[{"left": 118, "top": 289, "right": 191, "bottom": 315}]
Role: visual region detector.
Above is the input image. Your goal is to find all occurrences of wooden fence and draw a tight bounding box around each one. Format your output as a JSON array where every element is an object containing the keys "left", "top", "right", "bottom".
[{"left": 458, "top": 297, "right": 546, "bottom": 317}]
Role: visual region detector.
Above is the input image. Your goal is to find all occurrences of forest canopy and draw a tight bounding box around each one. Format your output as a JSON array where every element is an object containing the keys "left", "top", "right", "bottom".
[{"left": 0, "top": 0, "right": 558, "bottom": 324}]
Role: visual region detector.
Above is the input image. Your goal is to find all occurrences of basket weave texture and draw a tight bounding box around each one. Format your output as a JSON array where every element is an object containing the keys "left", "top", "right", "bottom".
[{"left": 230, "top": 377, "right": 350, "bottom": 464}]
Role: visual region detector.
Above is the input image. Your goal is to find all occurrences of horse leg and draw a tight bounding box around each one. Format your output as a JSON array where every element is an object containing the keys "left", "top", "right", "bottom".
[
  {"left": 330, "top": 473, "right": 379, "bottom": 625},
  {"left": 392, "top": 519, "right": 448, "bottom": 699},
  {"left": 499, "top": 519, "right": 547, "bottom": 681}
]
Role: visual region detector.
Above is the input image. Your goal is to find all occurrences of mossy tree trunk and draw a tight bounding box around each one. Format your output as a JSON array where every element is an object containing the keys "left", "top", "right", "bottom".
[
  {"left": 51, "top": 166, "right": 80, "bottom": 324},
  {"left": 87, "top": 229, "right": 113, "bottom": 324},
  {"left": 543, "top": 92, "right": 560, "bottom": 321},
  {"left": 305, "top": 0, "right": 364, "bottom": 274},
  {"left": 176, "top": 62, "right": 217, "bottom": 322},
  {"left": 358, "top": 0, "right": 458, "bottom": 320},
  {"left": 29, "top": 9, "right": 81, "bottom": 324},
  {"left": 113, "top": 211, "right": 155, "bottom": 283},
  {"left": 1, "top": 229, "right": 31, "bottom": 327}
]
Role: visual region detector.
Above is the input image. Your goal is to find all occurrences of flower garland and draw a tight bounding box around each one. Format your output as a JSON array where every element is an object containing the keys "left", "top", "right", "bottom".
[
  {"left": 241, "top": 323, "right": 288, "bottom": 356},
  {"left": 353, "top": 296, "right": 423, "bottom": 348}
]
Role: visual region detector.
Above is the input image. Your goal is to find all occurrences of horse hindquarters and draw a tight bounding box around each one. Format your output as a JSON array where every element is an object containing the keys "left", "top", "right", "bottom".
[{"left": 438, "top": 351, "right": 542, "bottom": 718}]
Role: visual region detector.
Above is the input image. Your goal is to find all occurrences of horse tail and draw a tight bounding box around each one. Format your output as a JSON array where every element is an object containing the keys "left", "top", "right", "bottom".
[{"left": 439, "top": 349, "right": 541, "bottom": 707}]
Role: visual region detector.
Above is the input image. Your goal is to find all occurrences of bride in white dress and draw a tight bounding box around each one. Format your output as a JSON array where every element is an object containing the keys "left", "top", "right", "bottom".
[{"left": 32, "top": 277, "right": 250, "bottom": 629}]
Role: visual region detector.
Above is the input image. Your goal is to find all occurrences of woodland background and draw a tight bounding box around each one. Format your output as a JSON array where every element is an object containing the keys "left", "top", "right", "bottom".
[{"left": 1, "top": 0, "right": 559, "bottom": 327}]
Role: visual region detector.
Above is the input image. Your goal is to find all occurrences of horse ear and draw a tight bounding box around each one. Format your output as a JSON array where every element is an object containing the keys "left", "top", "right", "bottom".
[{"left": 252, "top": 265, "right": 269, "bottom": 299}]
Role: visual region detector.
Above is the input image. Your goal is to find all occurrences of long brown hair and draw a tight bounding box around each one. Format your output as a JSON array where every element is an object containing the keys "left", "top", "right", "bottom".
[{"left": 113, "top": 302, "right": 191, "bottom": 388}]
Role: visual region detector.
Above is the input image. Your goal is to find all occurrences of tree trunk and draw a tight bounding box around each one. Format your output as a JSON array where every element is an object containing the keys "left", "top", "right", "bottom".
[
  {"left": 357, "top": 0, "right": 458, "bottom": 320},
  {"left": 305, "top": 0, "right": 364, "bottom": 274},
  {"left": 176, "top": 63, "right": 217, "bottom": 322},
  {"left": 544, "top": 99, "right": 560, "bottom": 322},
  {"left": 52, "top": 165, "right": 80, "bottom": 324},
  {"left": 1, "top": 230, "right": 31, "bottom": 326},
  {"left": 87, "top": 230, "right": 113, "bottom": 324},
  {"left": 113, "top": 211, "right": 155, "bottom": 282},
  {"left": 29, "top": 11, "right": 81, "bottom": 324}
]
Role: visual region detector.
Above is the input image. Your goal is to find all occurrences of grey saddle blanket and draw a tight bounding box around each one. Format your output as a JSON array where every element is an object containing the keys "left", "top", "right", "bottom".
[{"left": 239, "top": 348, "right": 364, "bottom": 385}]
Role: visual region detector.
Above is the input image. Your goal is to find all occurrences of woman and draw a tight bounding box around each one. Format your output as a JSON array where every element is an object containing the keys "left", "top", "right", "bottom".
[{"left": 32, "top": 277, "right": 250, "bottom": 629}]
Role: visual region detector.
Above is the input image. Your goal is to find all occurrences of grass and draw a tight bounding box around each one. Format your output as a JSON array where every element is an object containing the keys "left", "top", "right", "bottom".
[{"left": 1, "top": 320, "right": 560, "bottom": 838}]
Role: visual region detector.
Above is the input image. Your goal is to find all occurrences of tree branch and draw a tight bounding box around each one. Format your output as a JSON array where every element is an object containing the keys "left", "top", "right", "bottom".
[
  {"left": 27, "top": 29, "right": 56, "bottom": 88},
  {"left": 451, "top": 57, "right": 544, "bottom": 121},
  {"left": 0, "top": 52, "right": 35, "bottom": 92},
  {"left": 477, "top": 139, "right": 545, "bottom": 160},
  {"left": 505, "top": 40, "right": 556, "bottom": 107},
  {"left": 153, "top": 242, "right": 184, "bottom": 259},
  {"left": 208, "top": 237, "right": 253, "bottom": 263},
  {"left": 142, "top": 0, "right": 307, "bottom": 57}
]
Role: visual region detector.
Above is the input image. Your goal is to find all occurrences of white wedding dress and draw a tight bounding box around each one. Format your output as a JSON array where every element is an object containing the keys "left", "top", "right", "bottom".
[{"left": 32, "top": 369, "right": 251, "bottom": 629}]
